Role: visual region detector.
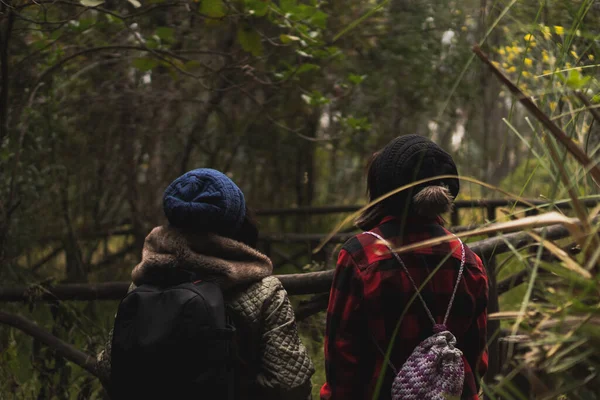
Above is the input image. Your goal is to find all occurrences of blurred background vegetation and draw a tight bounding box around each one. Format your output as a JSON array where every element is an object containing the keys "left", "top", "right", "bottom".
[{"left": 0, "top": 0, "right": 599, "bottom": 399}]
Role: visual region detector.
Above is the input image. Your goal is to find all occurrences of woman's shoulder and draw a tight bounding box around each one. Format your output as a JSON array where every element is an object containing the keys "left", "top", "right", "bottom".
[
  {"left": 226, "top": 276, "right": 283, "bottom": 318},
  {"left": 240, "top": 275, "right": 283, "bottom": 296}
]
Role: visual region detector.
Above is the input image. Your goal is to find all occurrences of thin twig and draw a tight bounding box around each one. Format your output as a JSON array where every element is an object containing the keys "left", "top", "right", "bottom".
[{"left": 575, "top": 91, "right": 600, "bottom": 125}]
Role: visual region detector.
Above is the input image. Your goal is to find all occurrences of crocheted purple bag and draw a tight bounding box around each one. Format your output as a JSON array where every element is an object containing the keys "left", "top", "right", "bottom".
[{"left": 364, "top": 232, "right": 466, "bottom": 400}]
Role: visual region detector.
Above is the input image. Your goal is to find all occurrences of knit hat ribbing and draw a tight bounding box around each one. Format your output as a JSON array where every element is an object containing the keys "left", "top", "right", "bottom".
[
  {"left": 163, "top": 168, "right": 246, "bottom": 237},
  {"left": 372, "top": 134, "right": 459, "bottom": 206}
]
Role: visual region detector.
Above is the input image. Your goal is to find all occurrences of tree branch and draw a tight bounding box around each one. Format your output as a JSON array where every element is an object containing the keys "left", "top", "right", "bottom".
[
  {"left": 295, "top": 293, "right": 329, "bottom": 321},
  {"left": 253, "top": 198, "right": 597, "bottom": 216},
  {"left": 0, "top": 311, "right": 99, "bottom": 378},
  {"left": 34, "top": 45, "right": 195, "bottom": 87},
  {"left": 30, "top": 247, "right": 64, "bottom": 272}
]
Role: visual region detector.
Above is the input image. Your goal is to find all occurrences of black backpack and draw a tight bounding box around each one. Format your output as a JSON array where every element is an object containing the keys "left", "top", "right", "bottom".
[{"left": 109, "top": 277, "right": 236, "bottom": 400}]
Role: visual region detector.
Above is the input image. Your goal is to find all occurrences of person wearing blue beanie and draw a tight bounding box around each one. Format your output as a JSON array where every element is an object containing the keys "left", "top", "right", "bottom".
[
  {"left": 99, "top": 168, "right": 314, "bottom": 400},
  {"left": 163, "top": 168, "right": 247, "bottom": 239}
]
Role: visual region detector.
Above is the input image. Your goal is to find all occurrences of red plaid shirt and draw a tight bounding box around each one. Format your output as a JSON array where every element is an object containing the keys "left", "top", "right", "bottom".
[{"left": 321, "top": 216, "right": 488, "bottom": 400}]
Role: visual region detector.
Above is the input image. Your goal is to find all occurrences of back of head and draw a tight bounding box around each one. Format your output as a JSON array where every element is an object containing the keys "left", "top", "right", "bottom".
[
  {"left": 356, "top": 134, "right": 459, "bottom": 230},
  {"left": 163, "top": 168, "right": 257, "bottom": 246}
]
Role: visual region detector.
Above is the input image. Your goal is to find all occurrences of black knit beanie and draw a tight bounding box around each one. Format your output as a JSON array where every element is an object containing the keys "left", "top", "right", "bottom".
[{"left": 371, "top": 134, "right": 459, "bottom": 211}]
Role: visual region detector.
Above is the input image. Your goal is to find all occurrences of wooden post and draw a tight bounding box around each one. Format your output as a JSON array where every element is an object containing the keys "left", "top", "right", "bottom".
[
  {"left": 451, "top": 206, "right": 460, "bottom": 227},
  {"left": 262, "top": 239, "right": 272, "bottom": 261}
]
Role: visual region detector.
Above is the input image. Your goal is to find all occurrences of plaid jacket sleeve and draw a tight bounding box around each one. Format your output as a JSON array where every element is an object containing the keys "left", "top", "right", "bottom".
[
  {"left": 320, "top": 248, "right": 366, "bottom": 400},
  {"left": 462, "top": 255, "right": 489, "bottom": 399}
]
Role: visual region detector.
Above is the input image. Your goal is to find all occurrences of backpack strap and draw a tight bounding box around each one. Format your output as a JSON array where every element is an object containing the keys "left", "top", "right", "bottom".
[{"left": 363, "top": 231, "right": 466, "bottom": 328}]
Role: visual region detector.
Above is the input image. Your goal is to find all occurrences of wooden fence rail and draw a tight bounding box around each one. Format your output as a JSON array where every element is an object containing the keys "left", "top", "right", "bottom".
[
  {"left": 254, "top": 198, "right": 600, "bottom": 216},
  {"left": 0, "top": 218, "right": 578, "bottom": 303},
  {"left": 254, "top": 197, "right": 598, "bottom": 269}
]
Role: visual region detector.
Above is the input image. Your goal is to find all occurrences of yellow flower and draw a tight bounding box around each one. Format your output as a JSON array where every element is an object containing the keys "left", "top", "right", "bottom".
[
  {"left": 502, "top": 62, "right": 509, "bottom": 69},
  {"left": 589, "top": 54, "right": 595, "bottom": 61},
  {"left": 549, "top": 101, "right": 557, "bottom": 111},
  {"left": 498, "top": 48, "right": 505, "bottom": 56},
  {"left": 565, "top": 62, "right": 572, "bottom": 68},
  {"left": 524, "top": 34, "right": 535, "bottom": 42},
  {"left": 543, "top": 69, "right": 552, "bottom": 75},
  {"left": 524, "top": 58, "right": 533, "bottom": 67},
  {"left": 522, "top": 71, "right": 531, "bottom": 78},
  {"left": 507, "top": 66, "right": 517, "bottom": 73},
  {"left": 554, "top": 26, "right": 564, "bottom": 35},
  {"left": 571, "top": 50, "right": 579, "bottom": 59},
  {"left": 576, "top": 29, "right": 581, "bottom": 37},
  {"left": 491, "top": 61, "right": 500, "bottom": 68},
  {"left": 461, "top": 26, "right": 468, "bottom": 32},
  {"left": 542, "top": 51, "right": 550, "bottom": 63},
  {"left": 540, "top": 25, "right": 552, "bottom": 40}
]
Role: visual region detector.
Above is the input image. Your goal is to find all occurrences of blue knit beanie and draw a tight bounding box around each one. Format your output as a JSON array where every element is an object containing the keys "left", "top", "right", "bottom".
[{"left": 163, "top": 168, "right": 246, "bottom": 236}]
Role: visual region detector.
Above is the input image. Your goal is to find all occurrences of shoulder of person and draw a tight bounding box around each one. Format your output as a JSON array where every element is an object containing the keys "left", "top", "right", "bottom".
[{"left": 227, "top": 276, "right": 284, "bottom": 316}]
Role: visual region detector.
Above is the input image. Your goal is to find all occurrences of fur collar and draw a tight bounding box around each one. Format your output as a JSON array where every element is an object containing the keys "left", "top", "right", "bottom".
[{"left": 131, "top": 226, "right": 273, "bottom": 289}]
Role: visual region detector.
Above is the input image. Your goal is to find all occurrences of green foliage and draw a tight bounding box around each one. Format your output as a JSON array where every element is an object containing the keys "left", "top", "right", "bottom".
[
  {"left": 132, "top": 57, "right": 159, "bottom": 72},
  {"left": 200, "top": 0, "right": 226, "bottom": 18},
  {"left": 1, "top": 0, "right": 600, "bottom": 397},
  {"left": 237, "top": 24, "right": 263, "bottom": 56}
]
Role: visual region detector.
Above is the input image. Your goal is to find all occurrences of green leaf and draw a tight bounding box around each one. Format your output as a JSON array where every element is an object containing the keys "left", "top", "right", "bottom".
[
  {"left": 155, "top": 27, "right": 174, "bottom": 43},
  {"left": 295, "top": 49, "right": 312, "bottom": 58},
  {"left": 296, "top": 63, "right": 320, "bottom": 75},
  {"left": 201, "top": 0, "right": 226, "bottom": 18},
  {"left": 292, "top": 4, "right": 313, "bottom": 20},
  {"left": 184, "top": 60, "right": 203, "bottom": 71},
  {"left": 309, "top": 10, "right": 328, "bottom": 29},
  {"left": 280, "top": 34, "right": 300, "bottom": 44},
  {"left": 50, "top": 29, "right": 63, "bottom": 40},
  {"left": 301, "top": 91, "right": 329, "bottom": 106},
  {"left": 348, "top": 73, "right": 367, "bottom": 84},
  {"left": 592, "top": 94, "right": 600, "bottom": 104},
  {"left": 80, "top": 0, "right": 104, "bottom": 7},
  {"left": 237, "top": 25, "right": 263, "bottom": 56},
  {"left": 279, "top": 0, "right": 297, "bottom": 13},
  {"left": 246, "top": 0, "right": 269, "bottom": 16},
  {"left": 128, "top": 0, "right": 142, "bottom": 7},
  {"left": 132, "top": 58, "right": 159, "bottom": 72},
  {"left": 566, "top": 69, "right": 591, "bottom": 90}
]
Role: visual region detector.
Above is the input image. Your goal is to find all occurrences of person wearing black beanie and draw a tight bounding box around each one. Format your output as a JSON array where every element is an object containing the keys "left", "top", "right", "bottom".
[
  {"left": 356, "top": 134, "right": 460, "bottom": 231},
  {"left": 321, "top": 135, "right": 489, "bottom": 400}
]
